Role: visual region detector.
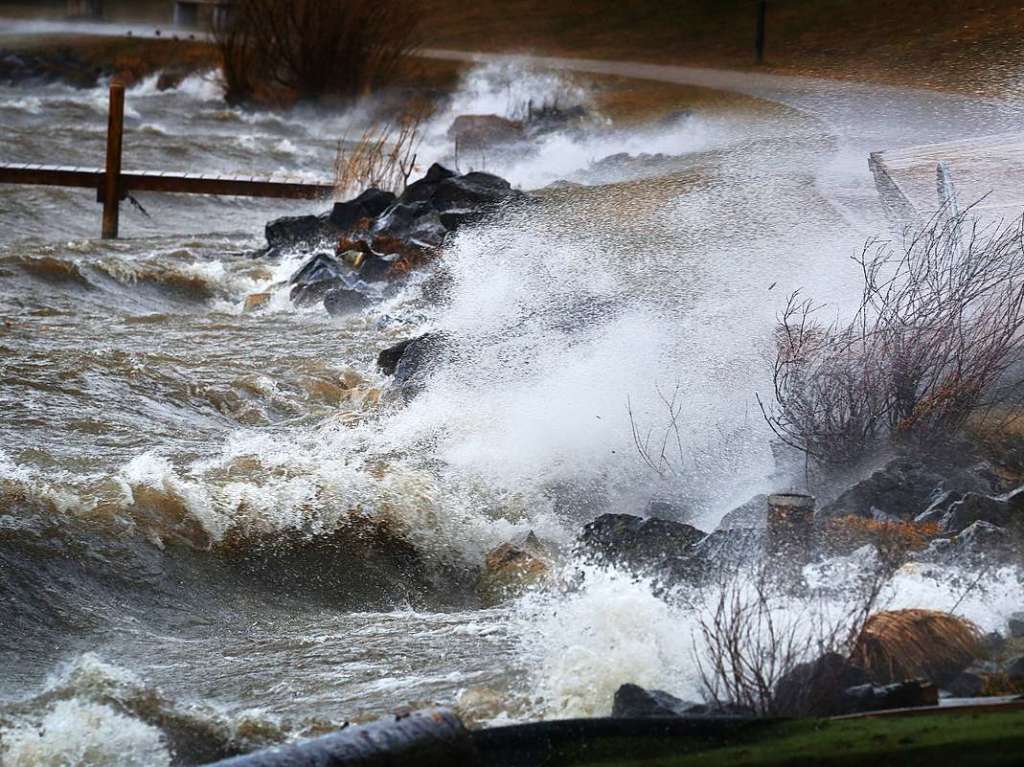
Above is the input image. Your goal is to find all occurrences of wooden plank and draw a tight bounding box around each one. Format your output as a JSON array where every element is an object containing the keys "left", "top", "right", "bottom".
[
  {"left": 0, "top": 164, "right": 334, "bottom": 200},
  {"left": 0, "top": 165, "right": 102, "bottom": 189},
  {"left": 871, "top": 131, "right": 1024, "bottom": 218}
]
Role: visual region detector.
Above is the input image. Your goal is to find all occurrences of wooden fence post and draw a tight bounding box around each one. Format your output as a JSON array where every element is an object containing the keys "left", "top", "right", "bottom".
[
  {"left": 755, "top": 0, "right": 767, "bottom": 64},
  {"left": 101, "top": 81, "right": 125, "bottom": 239}
]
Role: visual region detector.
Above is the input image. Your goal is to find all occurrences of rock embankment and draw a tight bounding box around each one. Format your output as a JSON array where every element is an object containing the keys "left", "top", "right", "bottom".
[{"left": 261, "top": 164, "right": 528, "bottom": 318}]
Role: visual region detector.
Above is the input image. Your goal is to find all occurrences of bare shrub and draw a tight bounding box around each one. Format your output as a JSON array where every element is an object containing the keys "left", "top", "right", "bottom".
[
  {"left": 333, "top": 113, "right": 425, "bottom": 200},
  {"left": 695, "top": 565, "right": 887, "bottom": 715},
  {"left": 213, "top": 0, "right": 423, "bottom": 103},
  {"left": 761, "top": 206, "right": 1024, "bottom": 464}
]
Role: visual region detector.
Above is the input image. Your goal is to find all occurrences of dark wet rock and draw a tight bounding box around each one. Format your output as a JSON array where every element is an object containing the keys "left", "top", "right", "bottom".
[
  {"left": 1009, "top": 612, "right": 1024, "bottom": 639},
  {"left": 1004, "top": 655, "right": 1024, "bottom": 681},
  {"left": 946, "top": 671, "right": 984, "bottom": 698},
  {"left": 287, "top": 252, "right": 347, "bottom": 305},
  {"left": 840, "top": 680, "right": 938, "bottom": 713},
  {"left": 0, "top": 49, "right": 102, "bottom": 88},
  {"left": 819, "top": 457, "right": 998, "bottom": 521},
  {"left": 357, "top": 252, "right": 399, "bottom": 282},
  {"left": 946, "top": 664, "right": 996, "bottom": 698},
  {"left": 957, "top": 520, "right": 1017, "bottom": 559},
  {"left": 291, "top": 279, "right": 342, "bottom": 306},
  {"left": 717, "top": 495, "right": 768, "bottom": 530},
  {"left": 939, "top": 488, "right": 1024, "bottom": 533},
  {"left": 289, "top": 252, "right": 344, "bottom": 287},
  {"left": 372, "top": 202, "right": 447, "bottom": 248},
  {"left": 685, "top": 528, "right": 764, "bottom": 575},
  {"left": 611, "top": 684, "right": 699, "bottom": 718},
  {"left": 323, "top": 286, "right": 371, "bottom": 316},
  {"left": 577, "top": 513, "right": 706, "bottom": 573},
  {"left": 377, "top": 334, "right": 444, "bottom": 387},
  {"left": 430, "top": 171, "right": 525, "bottom": 213},
  {"left": 448, "top": 114, "right": 526, "bottom": 150},
  {"left": 912, "top": 520, "right": 1018, "bottom": 565},
  {"left": 266, "top": 213, "right": 339, "bottom": 252},
  {"left": 329, "top": 188, "right": 396, "bottom": 229},
  {"left": 378, "top": 338, "right": 417, "bottom": 376},
  {"left": 773, "top": 653, "right": 870, "bottom": 716},
  {"left": 399, "top": 164, "right": 525, "bottom": 214}
]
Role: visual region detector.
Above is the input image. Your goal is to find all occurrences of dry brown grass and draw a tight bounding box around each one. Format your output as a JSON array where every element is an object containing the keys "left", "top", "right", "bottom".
[
  {"left": 333, "top": 112, "right": 427, "bottom": 199},
  {"left": 850, "top": 609, "right": 983, "bottom": 686},
  {"left": 827, "top": 516, "right": 944, "bottom": 569}
]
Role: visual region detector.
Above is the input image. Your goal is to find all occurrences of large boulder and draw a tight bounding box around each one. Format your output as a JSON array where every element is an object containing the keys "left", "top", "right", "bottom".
[
  {"left": 819, "top": 456, "right": 998, "bottom": 521},
  {"left": 377, "top": 334, "right": 443, "bottom": 386},
  {"left": 372, "top": 202, "right": 447, "bottom": 249},
  {"left": 936, "top": 488, "right": 1024, "bottom": 533},
  {"left": 329, "top": 188, "right": 396, "bottom": 229},
  {"left": 611, "top": 684, "right": 699, "bottom": 718},
  {"left": 398, "top": 164, "right": 526, "bottom": 215},
  {"left": 772, "top": 653, "right": 870, "bottom": 716},
  {"left": 265, "top": 213, "right": 340, "bottom": 253},
  {"left": 288, "top": 252, "right": 346, "bottom": 305},
  {"left": 576, "top": 513, "right": 706, "bottom": 574},
  {"left": 717, "top": 495, "right": 768, "bottom": 530}
]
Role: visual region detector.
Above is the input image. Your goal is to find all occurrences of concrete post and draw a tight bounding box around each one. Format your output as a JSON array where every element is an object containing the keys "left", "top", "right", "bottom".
[{"left": 766, "top": 493, "right": 815, "bottom": 587}]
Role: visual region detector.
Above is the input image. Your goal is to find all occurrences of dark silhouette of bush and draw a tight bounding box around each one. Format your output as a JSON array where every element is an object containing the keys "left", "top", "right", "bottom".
[{"left": 214, "top": 0, "right": 423, "bottom": 104}]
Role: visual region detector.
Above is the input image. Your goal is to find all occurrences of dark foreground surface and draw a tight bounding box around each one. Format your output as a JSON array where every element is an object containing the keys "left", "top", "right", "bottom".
[{"left": 206, "top": 705, "right": 1024, "bottom": 767}]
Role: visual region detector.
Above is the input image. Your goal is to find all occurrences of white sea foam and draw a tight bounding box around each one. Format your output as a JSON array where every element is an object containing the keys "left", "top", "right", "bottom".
[
  {"left": 1, "top": 700, "right": 171, "bottom": 767},
  {"left": 515, "top": 566, "right": 700, "bottom": 717}
]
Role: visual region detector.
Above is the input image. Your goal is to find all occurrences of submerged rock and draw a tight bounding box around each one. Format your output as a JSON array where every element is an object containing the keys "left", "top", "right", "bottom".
[
  {"left": 243, "top": 292, "right": 271, "bottom": 313},
  {"left": 476, "top": 532, "right": 551, "bottom": 606},
  {"left": 323, "top": 286, "right": 371, "bottom": 316}
]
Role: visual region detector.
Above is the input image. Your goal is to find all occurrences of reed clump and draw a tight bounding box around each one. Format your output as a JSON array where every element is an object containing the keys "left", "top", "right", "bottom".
[
  {"left": 333, "top": 113, "right": 425, "bottom": 200},
  {"left": 850, "top": 609, "right": 983, "bottom": 685}
]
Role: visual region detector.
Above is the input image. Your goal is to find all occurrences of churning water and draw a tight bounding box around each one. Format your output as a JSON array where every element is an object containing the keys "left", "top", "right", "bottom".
[{"left": 3, "top": 54, "right": 1024, "bottom": 766}]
